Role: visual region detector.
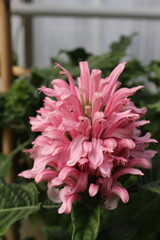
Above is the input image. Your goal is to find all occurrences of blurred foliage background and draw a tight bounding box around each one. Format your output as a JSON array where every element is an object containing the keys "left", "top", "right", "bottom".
[{"left": 0, "top": 34, "right": 160, "bottom": 240}]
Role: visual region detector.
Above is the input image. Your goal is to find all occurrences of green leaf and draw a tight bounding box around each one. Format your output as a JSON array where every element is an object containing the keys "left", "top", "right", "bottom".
[
  {"left": 59, "top": 48, "right": 92, "bottom": 65},
  {"left": 99, "top": 190, "right": 160, "bottom": 240},
  {"left": 0, "top": 154, "right": 12, "bottom": 178},
  {"left": 143, "top": 181, "right": 160, "bottom": 195},
  {"left": 13, "top": 51, "right": 18, "bottom": 65},
  {"left": 43, "top": 226, "right": 71, "bottom": 240},
  {"left": 3, "top": 78, "right": 38, "bottom": 129},
  {"left": 41, "top": 198, "right": 60, "bottom": 209},
  {"left": 148, "top": 101, "right": 160, "bottom": 112},
  {"left": 0, "top": 139, "right": 32, "bottom": 178},
  {"left": 0, "top": 178, "right": 40, "bottom": 235},
  {"left": 71, "top": 202, "right": 100, "bottom": 240},
  {"left": 110, "top": 33, "right": 137, "bottom": 53}
]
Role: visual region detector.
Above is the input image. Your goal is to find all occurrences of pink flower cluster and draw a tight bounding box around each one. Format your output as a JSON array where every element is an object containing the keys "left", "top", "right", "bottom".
[{"left": 19, "top": 62, "right": 157, "bottom": 214}]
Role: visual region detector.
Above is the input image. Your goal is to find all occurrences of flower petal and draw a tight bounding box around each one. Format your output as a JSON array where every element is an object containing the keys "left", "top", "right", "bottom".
[
  {"left": 113, "top": 168, "right": 144, "bottom": 181},
  {"left": 79, "top": 61, "right": 90, "bottom": 92},
  {"left": 58, "top": 194, "right": 80, "bottom": 214},
  {"left": 88, "top": 138, "right": 104, "bottom": 169},
  {"left": 89, "top": 184, "right": 99, "bottom": 197},
  {"left": 104, "top": 195, "right": 119, "bottom": 210},
  {"left": 58, "top": 167, "right": 79, "bottom": 181},
  {"left": 47, "top": 187, "right": 61, "bottom": 203},
  {"left": 127, "top": 158, "right": 151, "bottom": 169},
  {"left": 67, "top": 135, "right": 88, "bottom": 166},
  {"left": 55, "top": 63, "right": 77, "bottom": 95},
  {"left": 35, "top": 170, "right": 58, "bottom": 183},
  {"left": 111, "top": 185, "right": 129, "bottom": 203}
]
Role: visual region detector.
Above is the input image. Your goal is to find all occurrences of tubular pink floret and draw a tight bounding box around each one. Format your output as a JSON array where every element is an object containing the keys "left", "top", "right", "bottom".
[
  {"left": 19, "top": 62, "right": 157, "bottom": 214},
  {"left": 55, "top": 63, "right": 77, "bottom": 96},
  {"left": 111, "top": 186, "right": 129, "bottom": 203}
]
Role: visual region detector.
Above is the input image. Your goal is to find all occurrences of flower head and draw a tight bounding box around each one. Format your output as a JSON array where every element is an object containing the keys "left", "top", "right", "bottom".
[{"left": 19, "top": 62, "right": 157, "bottom": 213}]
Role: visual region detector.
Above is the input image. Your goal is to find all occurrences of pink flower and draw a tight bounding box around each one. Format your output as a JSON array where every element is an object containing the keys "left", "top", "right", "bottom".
[{"left": 19, "top": 61, "right": 157, "bottom": 214}]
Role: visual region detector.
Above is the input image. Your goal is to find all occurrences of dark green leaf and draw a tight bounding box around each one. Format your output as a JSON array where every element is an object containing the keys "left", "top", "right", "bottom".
[
  {"left": 0, "top": 139, "right": 32, "bottom": 178},
  {"left": 72, "top": 202, "right": 100, "bottom": 240},
  {"left": 110, "top": 33, "right": 137, "bottom": 53},
  {"left": 99, "top": 190, "right": 160, "bottom": 240},
  {"left": 59, "top": 48, "right": 92, "bottom": 65},
  {"left": 0, "top": 178, "right": 40, "bottom": 235},
  {"left": 143, "top": 181, "right": 160, "bottom": 195},
  {"left": 148, "top": 101, "right": 160, "bottom": 112},
  {"left": 41, "top": 198, "right": 60, "bottom": 209},
  {"left": 43, "top": 226, "right": 71, "bottom": 240},
  {"left": 3, "top": 78, "right": 38, "bottom": 129},
  {"left": 0, "top": 154, "right": 12, "bottom": 178},
  {"left": 13, "top": 52, "right": 18, "bottom": 65}
]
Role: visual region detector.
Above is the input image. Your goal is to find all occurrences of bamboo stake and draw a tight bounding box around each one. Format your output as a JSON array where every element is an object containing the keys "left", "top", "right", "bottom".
[
  {"left": 0, "top": 0, "right": 12, "bottom": 92},
  {"left": 0, "top": 1, "right": 18, "bottom": 240},
  {"left": 0, "top": 0, "right": 14, "bottom": 180}
]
